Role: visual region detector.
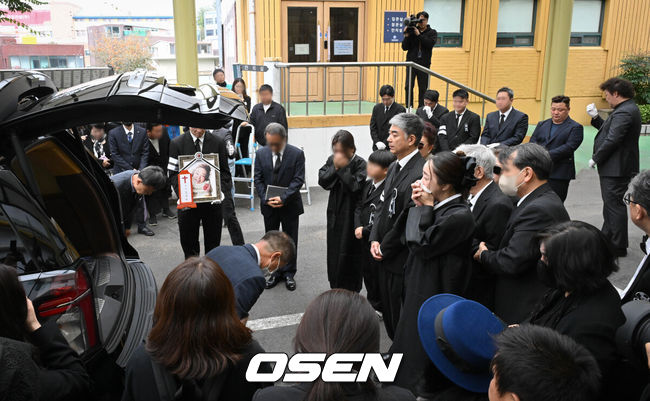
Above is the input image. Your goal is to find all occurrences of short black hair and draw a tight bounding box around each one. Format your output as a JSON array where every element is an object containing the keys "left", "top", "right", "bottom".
[
  {"left": 599, "top": 77, "right": 635, "bottom": 99},
  {"left": 368, "top": 149, "right": 396, "bottom": 169},
  {"left": 416, "top": 11, "right": 429, "bottom": 19},
  {"left": 259, "top": 84, "right": 273, "bottom": 94},
  {"left": 628, "top": 170, "right": 650, "bottom": 212},
  {"left": 423, "top": 89, "right": 440, "bottom": 103},
  {"left": 91, "top": 123, "right": 106, "bottom": 130},
  {"left": 492, "top": 325, "right": 601, "bottom": 401},
  {"left": 146, "top": 122, "right": 163, "bottom": 132},
  {"left": 452, "top": 88, "right": 469, "bottom": 100},
  {"left": 537, "top": 221, "right": 618, "bottom": 294},
  {"left": 506, "top": 142, "right": 553, "bottom": 180},
  {"left": 260, "top": 230, "right": 296, "bottom": 268},
  {"left": 331, "top": 130, "right": 356, "bottom": 152},
  {"left": 497, "top": 87, "right": 514, "bottom": 99},
  {"left": 139, "top": 165, "right": 167, "bottom": 190},
  {"left": 379, "top": 84, "right": 395, "bottom": 98},
  {"left": 551, "top": 95, "right": 571, "bottom": 108},
  {"left": 212, "top": 68, "right": 225, "bottom": 78}
]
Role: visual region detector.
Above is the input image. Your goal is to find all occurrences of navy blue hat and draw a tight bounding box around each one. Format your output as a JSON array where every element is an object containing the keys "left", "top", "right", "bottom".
[{"left": 418, "top": 294, "right": 505, "bottom": 393}]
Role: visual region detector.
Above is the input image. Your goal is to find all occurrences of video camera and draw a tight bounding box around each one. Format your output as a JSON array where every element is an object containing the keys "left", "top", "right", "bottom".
[{"left": 403, "top": 14, "right": 424, "bottom": 34}]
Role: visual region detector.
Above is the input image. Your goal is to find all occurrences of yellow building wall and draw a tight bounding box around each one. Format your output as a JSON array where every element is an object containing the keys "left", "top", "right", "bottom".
[{"left": 236, "top": 0, "right": 650, "bottom": 126}]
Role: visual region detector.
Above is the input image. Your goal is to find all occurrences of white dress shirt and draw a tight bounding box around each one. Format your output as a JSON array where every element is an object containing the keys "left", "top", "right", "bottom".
[
  {"left": 620, "top": 237, "right": 650, "bottom": 298},
  {"left": 398, "top": 149, "right": 419, "bottom": 169},
  {"left": 149, "top": 138, "right": 160, "bottom": 153},
  {"left": 434, "top": 193, "right": 462, "bottom": 210},
  {"left": 263, "top": 103, "right": 272, "bottom": 113},
  {"left": 190, "top": 132, "right": 204, "bottom": 152},
  {"left": 273, "top": 148, "right": 285, "bottom": 166},
  {"left": 468, "top": 181, "right": 493, "bottom": 212},
  {"left": 516, "top": 190, "right": 532, "bottom": 207},
  {"left": 251, "top": 243, "right": 261, "bottom": 266},
  {"left": 373, "top": 177, "right": 386, "bottom": 189},
  {"left": 499, "top": 106, "right": 513, "bottom": 122}
]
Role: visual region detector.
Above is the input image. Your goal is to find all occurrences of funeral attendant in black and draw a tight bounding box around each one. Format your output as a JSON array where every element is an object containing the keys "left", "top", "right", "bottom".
[
  {"left": 529, "top": 95, "right": 584, "bottom": 202},
  {"left": 480, "top": 87, "right": 529, "bottom": 146},
  {"left": 588, "top": 77, "right": 641, "bottom": 257},
  {"left": 254, "top": 123, "right": 305, "bottom": 291},
  {"left": 245, "top": 84, "right": 288, "bottom": 146},
  {"left": 369, "top": 113, "right": 426, "bottom": 339},
  {"left": 401, "top": 11, "right": 437, "bottom": 108},
  {"left": 369, "top": 85, "right": 406, "bottom": 151},
  {"left": 390, "top": 152, "right": 477, "bottom": 396},
  {"left": 168, "top": 127, "right": 232, "bottom": 259},
  {"left": 145, "top": 123, "right": 176, "bottom": 225},
  {"left": 83, "top": 123, "right": 113, "bottom": 171},
  {"left": 475, "top": 143, "right": 570, "bottom": 324},
  {"left": 438, "top": 89, "right": 481, "bottom": 151},
  {"left": 455, "top": 144, "right": 514, "bottom": 310},
  {"left": 108, "top": 121, "right": 149, "bottom": 173},
  {"left": 416, "top": 89, "right": 448, "bottom": 128},
  {"left": 354, "top": 150, "right": 396, "bottom": 312},
  {"left": 318, "top": 130, "right": 367, "bottom": 292}
]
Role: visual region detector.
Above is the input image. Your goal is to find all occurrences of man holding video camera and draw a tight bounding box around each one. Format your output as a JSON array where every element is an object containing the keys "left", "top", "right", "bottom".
[{"left": 401, "top": 11, "right": 437, "bottom": 109}]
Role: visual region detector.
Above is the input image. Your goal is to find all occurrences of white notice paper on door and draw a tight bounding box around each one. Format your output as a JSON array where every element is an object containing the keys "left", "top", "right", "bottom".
[
  {"left": 333, "top": 40, "right": 354, "bottom": 55},
  {"left": 295, "top": 44, "right": 309, "bottom": 55}
]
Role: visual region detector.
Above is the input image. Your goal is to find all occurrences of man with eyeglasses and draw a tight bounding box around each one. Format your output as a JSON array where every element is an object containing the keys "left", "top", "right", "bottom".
[{"left": 620, "top": 170, "right": 650, "bottom": 303}]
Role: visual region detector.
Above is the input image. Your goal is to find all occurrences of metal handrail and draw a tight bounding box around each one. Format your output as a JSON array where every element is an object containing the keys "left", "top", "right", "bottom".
[{"left": 276, "top": 61, "right": 496, "bottom": 118}]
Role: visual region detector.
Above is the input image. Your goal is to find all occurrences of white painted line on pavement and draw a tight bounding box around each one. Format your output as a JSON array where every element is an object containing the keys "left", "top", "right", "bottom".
[{"left": 247, "top": 312, "right": 304, "bottom": 331}]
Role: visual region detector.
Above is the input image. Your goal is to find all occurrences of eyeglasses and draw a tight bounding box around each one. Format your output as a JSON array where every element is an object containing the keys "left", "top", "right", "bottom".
[
  {"left": 624, "top": 193, "right": 645, "bottom": 208},
  {"left": 417, "top": 142, "right": 425, "bottom": 149}
]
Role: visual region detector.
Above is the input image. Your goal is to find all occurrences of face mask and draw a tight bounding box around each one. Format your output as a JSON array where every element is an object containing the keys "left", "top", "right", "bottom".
[
  {"left": 498, "top": 169, "right": 525, "bottom": 197},
  {"left": 536, "top": 260, "right": 557, "bottom": 288},
  {"left": 420, "top": 180, "right": 433, "bottom": 194},
  {"left": 261, "top": 257, "right": 280, "bottom": 279}
]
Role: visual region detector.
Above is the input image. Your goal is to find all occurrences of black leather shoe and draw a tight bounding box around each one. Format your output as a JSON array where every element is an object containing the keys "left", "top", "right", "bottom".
[
  {"left": 285, "top": 276, "right": 296, "bottom": 291},
  {"left": 148, "top": 215, "right": 158, "bottom": 226},
  {"left": 138, "top": 226, "right": 155, "bottom": 236},
  {"left": 265, "top": 275, "right": 280, "bottom": 289}
]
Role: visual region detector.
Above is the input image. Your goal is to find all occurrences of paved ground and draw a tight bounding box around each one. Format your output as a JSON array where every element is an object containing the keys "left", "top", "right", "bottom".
[{"left": 130, "top": 167, "right": 647, "bottom": 355}]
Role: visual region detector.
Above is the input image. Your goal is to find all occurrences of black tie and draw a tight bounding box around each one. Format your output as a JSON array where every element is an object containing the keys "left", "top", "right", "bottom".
[
  {"left": 368, "top": 184, "right": 374, "bottom": 197},
  {"left": 455, "top": 113, "right": 461, "bottom": 126},
  {"left": 395, "top": 163, "right": 402, "bottom": 175},
  {"left": 273, "top": 153, "right": 282, "bottom": 184},
  {"left": 94, "top": 141, "right": 101, "bottom": 156},
  {"left": 194, "top": 138, "right": 201, "bottom": 152},
  {"left": 499, "top": 114, "right": 505, "bottom": 130},
  {"left": 127, "top": 132, "right": 133, "bottom": 143}
]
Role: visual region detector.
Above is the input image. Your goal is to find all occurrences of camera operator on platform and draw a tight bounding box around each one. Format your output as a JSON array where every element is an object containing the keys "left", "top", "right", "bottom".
[{"left": 401, "top": 11, "right": 437, "bottom": 109}]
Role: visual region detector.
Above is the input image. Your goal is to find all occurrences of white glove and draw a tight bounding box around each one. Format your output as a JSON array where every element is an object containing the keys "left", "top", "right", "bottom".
[
  {"left": 437, "top": 125, "right": 447, "bottom": 136},
  {"left": 586, "top": 103, "right": 598, "bottom": 118},
  {"left": 487, "top": 143, "right": 500, "bottom": 149},
  {"left": 423, "top": 105, "right": 433, "bottom": 119},
  {"left": 588, "top": 159, "right": 596, "bottom": 169},
  {"left": 375, "top": 142, "right": 386, "bottom": 150}
]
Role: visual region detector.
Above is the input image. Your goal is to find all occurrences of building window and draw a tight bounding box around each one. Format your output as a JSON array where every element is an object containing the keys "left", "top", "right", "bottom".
[
  {"left": 206, "top": 29, "right": 214, "bottom": 36},
  {"left": 170, "top": 43, "right": 175, "bottom": 55},
  {"left": 424, "top": 0, "right": 464, "bottom": 47},
  {"left": 496, "top": 0, "right": 537, "bottom": 47},
  {"left": 105, "top": 26, "right": 120, "bottom": 37},
  {"left": 205, "top": 17, "right": 214, "bottom": 25},
  {"left": 570, "top": 0, "right": 604, "bottom": 46}
]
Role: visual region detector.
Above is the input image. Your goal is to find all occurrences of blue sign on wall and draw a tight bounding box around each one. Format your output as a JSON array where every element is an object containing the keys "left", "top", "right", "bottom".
[{"left": 384, "top": 11, "right": 407, "bottom": 43}]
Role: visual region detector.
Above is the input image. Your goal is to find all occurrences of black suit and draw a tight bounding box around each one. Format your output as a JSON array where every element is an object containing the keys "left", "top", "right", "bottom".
[
  {"left": 529, "top": 117, "right": 584, "bottom": 201},
  {"left": 145, "top": 132, "right": 172, "bottom": 216},
  {"left": 466, "top": 181, "right": 514, "bottom": 310},
  {"left": 621, "top": 241, "right": 650, "bottom": 304},
  {"left": 369, "top": 151, "right": 426, "bottom": 338},
  {"left": 108, "top": 125, "right": 149, "bottom": 173},
  {"left": 480, "top": 108, "right": 529, "bottom": 146},
  {"left": 82, "top": 135, "right": 113, "bottom": 171},
  {"left": 415, "top": 103, "right": 448, "bottom": 128},
  {"left": 354, "top": 178, "right": 386, "bottom": 311},
  {"left": 369, "top": 102, "right": 406, "bottom": 150},
  {"left": 438, "top": 108, "right": 481, "bottom": 151},
  {"left": 248, "top": 101, "right": 288, "bottom": 146},
  {"left": 254, "top": 144, "right": 305, "bottom": 279},
  {"left": 479, "top": 183, "right": 569, "bottom": 323},
  {"left": 110, "top": 170, "right": 145, "bottom": 230},
  {"left": 168, "top": 131, "right": 232, "bottom": 258},
  {"left": 592, "top": 99, "right": 642, "bottom": 252}
]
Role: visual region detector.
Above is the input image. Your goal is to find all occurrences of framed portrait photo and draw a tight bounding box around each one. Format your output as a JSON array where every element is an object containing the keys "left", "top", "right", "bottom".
[{"left": 179, "top": 153, "right": 222, "bottom": 203}]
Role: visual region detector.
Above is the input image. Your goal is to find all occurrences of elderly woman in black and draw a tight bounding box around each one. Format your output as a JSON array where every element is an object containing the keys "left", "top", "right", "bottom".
[
  {"left": 529, "top": 220, "right": 624, "bottom": 400},
  {"left": 389, "top": 151, "right": 477, "bottom": 397}
]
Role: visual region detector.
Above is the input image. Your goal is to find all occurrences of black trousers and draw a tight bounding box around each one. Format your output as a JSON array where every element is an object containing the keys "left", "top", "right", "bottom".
[
  {"left": 222, "top": 191, "right": 245, "bottom": 245},
  {"left": 377, "top": 266, "right": 403, "bottom": 340},
  {"left": 177, "top": 202, "right": 223, "bottom": 259},
  {"left": 362, "top": 240, "right": 383, "bottom": 312},
  {"left": 404, "top": 65, "right": 429, "bottom": 108},
  {"left": 548, "top": 178, "right": 570, "bottom": 203},
  {"left": 263, "top": 212, "right": 299, "bottom": 278},
  {"left": 125, "top": 198, "right": 146, "bottom": 230},
  {"left": 146, "top": 186, "right": 172, "bottom": 216},
  {"left": 599, "top": 175, "right": 631, "bottom": 251}
]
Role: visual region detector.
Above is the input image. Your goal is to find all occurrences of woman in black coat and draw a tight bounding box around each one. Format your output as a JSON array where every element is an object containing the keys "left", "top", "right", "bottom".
[
  {"left": 254, "top": 289, "right": 415, "bottom": 401},
  {"left": 389, "top": 151, "right": 477, "bottom": 396},
  {"left": 121, "top": 257, "right": 270, "bottom": 401},
  {"left": 528, "top": 221, "right": 625, "bottom": 400},
  {"left": 232, "top": 78, "right": 253, "bottom": 160},
  {"left": 0, "top": 264, "right": 90, "bottom": 401},
  {"left": 318, "top": 130, "right": 367, "bottom": 292}
]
